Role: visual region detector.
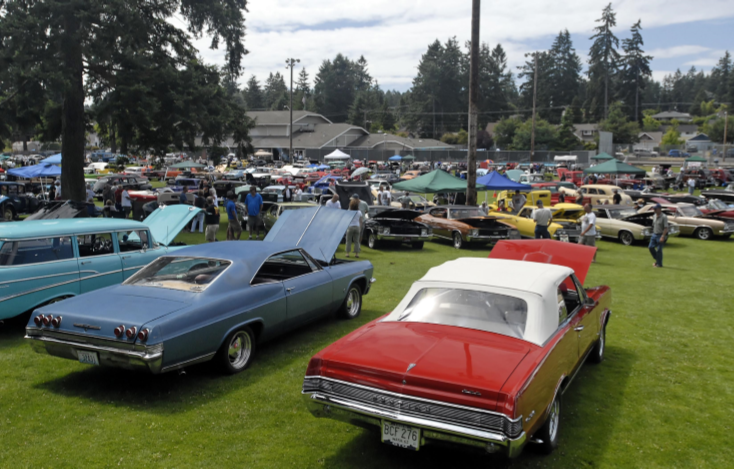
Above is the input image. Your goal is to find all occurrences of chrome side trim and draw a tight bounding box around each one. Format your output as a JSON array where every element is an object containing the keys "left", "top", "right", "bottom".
[
  {"left": 0, "top": 277, "right": 81, "bottom": 303},
  {"left": 160, "top": 352, "right": 216, "bottom": 373},
  {"left": 0, "top": 270, "right": 94, "bottom": 286}
]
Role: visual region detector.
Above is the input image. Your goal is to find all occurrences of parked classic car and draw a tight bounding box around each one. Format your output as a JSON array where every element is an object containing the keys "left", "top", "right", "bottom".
[
  {"left": 417, "top": 206, "right": 520, "bottom": 249},
  {"left": 623, "top": 190, "right": 706, "bottom": 206},
  {"left": 698, "top": 199, "right": 734, "bottom": 219},
  {"left": 262, "top": 202, "right": 315, "bottom": 232},
  {"left": 638, "top": 203, "right": 734, "bottom": 240},
  {"left": 364, "top": 207, "right": 432, "bottom": 249},
  {"left": 0, "top": 205, "right": 201, "bottom": 321},
  {"left": 593, "top": 205, "right": 680, "bottom": 245},
  {"left": 490, "top": 204, "right": 587, "bottom": 242},
  {"left": 531, "top": 183, "right": 579, "bottom": 204},
  {"left": 24, "top": 200, "right": 100, "bottom": 220},
  {"left": 1, "top": 182, "right": 42, "bottom": 221},
  {"left": 303, "top": 240, "right": 610, "bottom": 458},
  {"left": 701, "top": 185, "right": 734, "bottom": 204},
  {"left": 578, "top": 185, "right": 632, "bottom": 205},
  {"left": 92, "top": 175, "right": 152, "bottom": 200},
  {"left": 25, "top": 207, "right": 374, "bottom": 375}
]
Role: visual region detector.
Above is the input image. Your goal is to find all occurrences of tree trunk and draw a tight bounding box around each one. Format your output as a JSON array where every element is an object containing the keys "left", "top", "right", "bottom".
[
  {"left": 466, "top": 0, "right": 480, "bottom": 207},
  {"left": 60, "top": 10, "right": 86, "bottom": 202}
]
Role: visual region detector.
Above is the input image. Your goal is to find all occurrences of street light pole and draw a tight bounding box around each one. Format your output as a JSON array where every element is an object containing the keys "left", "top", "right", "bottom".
[
  {"left": 286, "top": 58, "right": 300, "bottom": 162},
  {"left": 724, "top": 111, "right": 729, "bottom": 163},
  {"left": 530, "top": 52, "right": 538, "bottom": 163}
]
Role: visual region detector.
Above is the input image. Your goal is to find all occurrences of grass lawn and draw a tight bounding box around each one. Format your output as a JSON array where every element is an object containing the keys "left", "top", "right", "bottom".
[{"left": 2, "top": 206, "right": 733, "bottom": 467}]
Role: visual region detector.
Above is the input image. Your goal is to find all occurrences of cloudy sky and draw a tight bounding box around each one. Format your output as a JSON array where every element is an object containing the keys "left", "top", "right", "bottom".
[{"left": 190, "top": 0, "right": 734, "bottom": 92}]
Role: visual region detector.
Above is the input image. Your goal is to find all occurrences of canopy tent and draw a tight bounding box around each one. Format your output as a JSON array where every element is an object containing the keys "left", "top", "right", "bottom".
[
  {"left": 254, "top": 150, "right": 273, "bottom": 158},
  {"left": 8, "top": 163, "right": 61, "bottom": 178},
  {"left": 351, "top": 167, "right": 370, "bottom": 178},
  {"left": 476, "top": 171, "right": 532, "bottom": 191},
  {"left": 402, "top": 155, "right": 416, "bottom": 161},
  {"left": 40, "top": 153, "right": 62, "bottom": 165},
  {"left": 685, "top": 155, "right": 707, "bottom": 162},
  {"left": 392, "top": 170, "right": 486, "bottom": 193},
  {"left": 583, "top": 159, "right": 645, "bottom": 175},
  {"left": 313, "top": 175, "right": 342, "bottom": 190},
  {"left": 554, "top": 155, "right": 577, "bottom": 162},
  {"left": 169, "top": 161, "right": 205, "bottom": 169},
  {"left": 591, "top": 152, "right": 614, "bottom": 161},
  {"left": 388, "top": 155, "right": 402, "bottom": 161},
  {"left": 324, "top": 149, "right": 351, "bottom": 160},
  {"left": 316, "top": 164, "right": 330, "bottom": 170}
]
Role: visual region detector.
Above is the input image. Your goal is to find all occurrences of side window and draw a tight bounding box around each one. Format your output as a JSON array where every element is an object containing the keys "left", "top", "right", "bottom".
[
  {"left": 270, "top": 205, "right": 279, "bottom": 216},
  {"left": 580, "top": 188, "right": 587, "bottom": 194},
  {"left": 77, "top": 233, "right": 115, "bottom": 257},
  {"left": 251, "top": 250, "right": 314, "bottom": 284},
  {"left": 0, "top": 237, "right": 74, "bottom": 266},
  {"left": 559, "top": 276, "right": 581, "bottom": 314},
  {"left": 8, "top": 185, "right": 19, "bottom": 196},
  {"left": 588, "top": 188, "right": 598, "bottom": 195},
  {"left": 117, "top": 230, "right": 150, "bottom": 252},
  {"left": 595, "top": 210, "right": 607, "bottom": 219},
  {"left": 431, "top": 208, "right": 447, "bottom": 218},
  {"left": 557, "top": 289, "right": 568, "bottom": 325},
  {"left": 520, "top": 208, "right": 533, "bottom": 218}
]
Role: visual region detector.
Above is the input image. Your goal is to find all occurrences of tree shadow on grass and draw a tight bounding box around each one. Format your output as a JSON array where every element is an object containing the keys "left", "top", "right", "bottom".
[
  {"left": 322, "top": 345, "right": 636, "bottom": 469},
  {"left": 0, "top": 310, "right": 32, "bottom": 351}
]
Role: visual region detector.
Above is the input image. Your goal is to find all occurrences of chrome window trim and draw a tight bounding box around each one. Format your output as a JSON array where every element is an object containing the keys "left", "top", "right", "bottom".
[
  {"left": 0, "top": 227, "right": 144, "bottom": 244},
  {"left": 249, "top": 248, "right": 320, "bottom": 287},
  {"left": 122, "top": 255, "right": 233, "bottom": 293}
]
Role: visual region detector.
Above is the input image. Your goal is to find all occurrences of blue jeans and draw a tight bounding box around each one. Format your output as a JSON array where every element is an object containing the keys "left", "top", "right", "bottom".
[
  {"left": 535, "top": 225, "right": 551, "bottom": 239},
  {"left": 649, "top": 234, "right": 666, "bottom": 267}
]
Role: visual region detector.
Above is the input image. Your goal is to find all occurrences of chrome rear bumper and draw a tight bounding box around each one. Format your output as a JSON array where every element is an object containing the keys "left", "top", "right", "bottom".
[
  {"left": 303, "top": 392, "right": 527, "bottom": 457},
  {"left": 25, "top": 328, "right": 164, "bottom": 374}
]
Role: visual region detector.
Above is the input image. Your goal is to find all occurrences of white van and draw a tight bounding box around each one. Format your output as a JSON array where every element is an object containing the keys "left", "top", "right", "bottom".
[{"left": 85, "top": 162, "right": 109, "bottom": 174}]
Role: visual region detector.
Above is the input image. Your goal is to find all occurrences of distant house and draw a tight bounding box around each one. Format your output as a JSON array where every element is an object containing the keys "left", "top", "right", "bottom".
[
  {"left": 572, "top": 124, "right": 599, "bottom": 143},
  {"left": 684, "top": 133, "right": 711, "bottom": 152},
  {"left": 651, "top": 111, "right": 692, "bottom": 123},
  {"left": 634, "top": 132, "right": 663, "bottom": 151},
  {"left": 660, "top": 124, "right": 698, "bottom": 139}
]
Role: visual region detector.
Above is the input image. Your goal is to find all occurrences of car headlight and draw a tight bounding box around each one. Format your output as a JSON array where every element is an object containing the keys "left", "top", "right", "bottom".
[
  {"left": 642, "top": 228, "right": 651, "bottom": 236},
  {"left": 380, "top": 227, "right": 390, "bottom": 235},
  {"left": 470, "top": 229, "right": 479, "bottom": 237},
  {"left": 421, "top": 229, "right": 428, "bottom": 237}
]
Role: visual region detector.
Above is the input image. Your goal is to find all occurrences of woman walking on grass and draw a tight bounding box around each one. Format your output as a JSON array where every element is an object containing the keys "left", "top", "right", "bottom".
[{"left": 345, "top": 198, "right": 363, "bottom": 258}]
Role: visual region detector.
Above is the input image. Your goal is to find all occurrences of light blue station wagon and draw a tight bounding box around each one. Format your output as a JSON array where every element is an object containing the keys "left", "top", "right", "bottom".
[{"left": 0, "top": 205, "right": 201, "bottom": 321}]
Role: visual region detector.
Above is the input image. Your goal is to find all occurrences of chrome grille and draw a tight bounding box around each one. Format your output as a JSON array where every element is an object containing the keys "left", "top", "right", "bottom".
[
  {"left": 303, "top": 377, "right": 522, "bottom": 438},
  {"left": 478, "top": 229, "right": 507, "bottom": 237}
]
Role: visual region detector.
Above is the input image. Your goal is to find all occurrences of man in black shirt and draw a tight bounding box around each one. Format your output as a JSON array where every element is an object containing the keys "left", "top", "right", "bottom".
[
  {"left": 204, "top": 196, "right": 220, "bottom": 242},
  {"left": 612, "top": 189, "right": 622, "bottom": 205},
  {"left": 190, "top": 191, "right": 206, "bottom": 233}
]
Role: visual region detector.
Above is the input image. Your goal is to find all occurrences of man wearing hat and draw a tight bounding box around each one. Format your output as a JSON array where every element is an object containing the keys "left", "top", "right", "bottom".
[
  {"left": 649, "top": 204, "right": 669, "bottom": 268},
  {"left": 634, "top": 199, "right": 645, "bottom": 211},
  {"left": 532, "top": 200, "right": 553, "bottom": 239}
]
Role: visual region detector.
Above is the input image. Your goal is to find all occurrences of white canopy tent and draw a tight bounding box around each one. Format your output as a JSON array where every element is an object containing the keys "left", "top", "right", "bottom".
[
  {"left": 324, "top": 149, "right": 351, "bottom": 160},
  {"left": 554, "top": 155, "right": 577, "bottom": 162}
]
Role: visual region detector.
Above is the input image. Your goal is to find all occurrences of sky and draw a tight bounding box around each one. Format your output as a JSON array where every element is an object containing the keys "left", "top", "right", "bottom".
[{"left": 189, "top": 0, "right": 734, "bottom": 92}]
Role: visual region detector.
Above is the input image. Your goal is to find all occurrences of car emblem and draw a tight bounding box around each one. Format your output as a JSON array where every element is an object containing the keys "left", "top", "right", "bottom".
[
  {"left": 462, "top": 389, "right": 482, "bottom": 396},
  {"left": 73, "top": 323, "right": 101, "bottom": 331},
  {"left": 406, "top": 363, "right": 417, "bottom": 372}
]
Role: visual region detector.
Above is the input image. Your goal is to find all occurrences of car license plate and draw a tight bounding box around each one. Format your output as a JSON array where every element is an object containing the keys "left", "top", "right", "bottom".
[
  {"left": 560, "top": 234, "right": 570, "bottom": 243},
  {"left": 382, "top": 420, "right": 420, "bottom": 451},
  {"left": 403, "top": 237, "right": 411, "bottom": 242},
  {"left": 77, "top": 350, "right": 99, "bottom": 366}
]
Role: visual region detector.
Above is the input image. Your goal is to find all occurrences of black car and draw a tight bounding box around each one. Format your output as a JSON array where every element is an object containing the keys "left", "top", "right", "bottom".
[
  {"left": 212, "top": 180, "right": 250, "bottom": 197},
  {"left": 701, "top": 186, "right": 734, "bottom": 204},
  {"left": 364, "top": 207, "right": 432, "bottom": 250},
  {"left": 0, "top": 182, "right": 42, "bottom": 221},
  {"left": 24, "top": 200, "right": 100, "bottom": 220},
  {"left": 92, "top": 175, "right": 152, "bottom": 200}
]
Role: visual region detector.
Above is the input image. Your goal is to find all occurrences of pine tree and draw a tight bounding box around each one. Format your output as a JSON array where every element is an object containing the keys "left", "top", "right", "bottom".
[
  {"left": 548, "top": 30, "right": 582, "bottom": 123},
  {"left": 264, "top": 72, "right": 288, "bottom": 110},
  {"left": 380, "top": 101, "right": 396, "bottom": 131},
  {"left": 586, "top": 3, "right": 620, "bottom": 121},
  {"left": 710, "top": 52, "right": 731, "bottom": 104},
  {"left": 555, "top": 110, "right": 580, "bottom": 151},
  {"left": 244, "top": 75, "right": 264, "bottom": 110},
  {"left": 296, "top": 68, "right": 310, "bottom": 94},
  {"left": 619, "top": 20, "right": 652, "bottom": 121},
  {"left": 518, "top": 51, "right": 553, "bottom": 121}
]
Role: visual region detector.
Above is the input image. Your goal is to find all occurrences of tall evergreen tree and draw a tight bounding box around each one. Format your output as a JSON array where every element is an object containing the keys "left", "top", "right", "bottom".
[
  {"left": 313, "top": 54, "right": 360, "bottom": 122},
  {"left": 586, "top": 3, "right": 620, "bottom": 121},
  {"left": 296, "top": 68, "right": 310, "bottom": 94},
  {"left": 710, "top": 51, "right": 732, "bottom": 105},
  {"left": 244, "top": 75, "right": 264, "bottom": 110},
  {"left": 264, "top": 72, "right": 288, "bottom": 110},
  {"left": 481, "top": 44, "right": 515, "bottom": 126},
  {"left": 619, "top": 20, "right": 652, "bottom": 121},
  {"left": 548, "top": 30, "right": 582, "bottom": 123},
  {"left": 517, "top": 51, "right": 554, "bottom": 121}
]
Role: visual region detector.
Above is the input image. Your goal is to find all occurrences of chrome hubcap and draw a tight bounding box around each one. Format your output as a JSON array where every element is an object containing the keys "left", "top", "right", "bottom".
[
  {"left": 599, "top": 329, "right": 605, "bottom": 358},
  {"left": 347, "top": 289, "right": 360, "bottom": 316},
  {"left": 454, "top": 235, "right": 461, "bottom": 248},
  {"left": 228, "top": 332, "right": 252, "bottom": 369},
  {"left": 369, "top": 234, "right": 375, "bottom": 248},
  {"left": 699, "top": 229, "right": 711, "bottom": 240},
  {"left": 548, "top": 399, "right": 560, "bottom": 442}
]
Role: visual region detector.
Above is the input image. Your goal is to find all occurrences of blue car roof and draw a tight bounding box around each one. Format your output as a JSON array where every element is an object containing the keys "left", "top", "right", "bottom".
[{"left": 0, "top": 218, "right": 147, "bottom": 239}]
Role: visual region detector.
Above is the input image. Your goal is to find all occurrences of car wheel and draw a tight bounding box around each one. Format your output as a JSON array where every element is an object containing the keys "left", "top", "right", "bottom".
[
  {"left": 2, "top": 207, "right": 13, "bottom": 221},
  {"left": 589, "top": 323, "right": 606, "bottom": 364},
  {"left": 217, "top": 326, "right": 256, "bottom": 375},
  {"left": 367, "top": 232, "right": 380, "bottom": 249},
  {"left": 618, "top": 231, "right": 634, "bottom": 246},
  {"left": 453, "top": 232, "right": 463, "bottom": 249},
  {"left": 411, "top": 241, "right": 424, "bottom": 249},
  {"left": 535, "top": 395, "right": 561, "bottom": 454},
  {"left": 694, "top": 227, "right": 713, "bottom": 240},
  {"left": 338, "top": 285, "right": 362, "bottom": 319}
]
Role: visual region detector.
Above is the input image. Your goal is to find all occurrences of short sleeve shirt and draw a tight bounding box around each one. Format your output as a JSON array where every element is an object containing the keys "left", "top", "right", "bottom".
[
  {"left": 245, "top": 193, "right": 263, "bottom": 217},
  {"left": 580, "top": 212, "right": 597, "bottom": 236},
  {"left": 225, "top": 200, "right": 238, "bottom": 220},
  {"left": 652, "top": 213, "right": 669, "bottom": 235}
]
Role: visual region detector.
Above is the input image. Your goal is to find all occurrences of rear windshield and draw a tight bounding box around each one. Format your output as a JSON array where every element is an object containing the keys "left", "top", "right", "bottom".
[
  {"left": 125, "top": 257, "right": 230, "bottom": 292},
  {"left": 392, "top": 288, "right": 528, "bottom": 340}
]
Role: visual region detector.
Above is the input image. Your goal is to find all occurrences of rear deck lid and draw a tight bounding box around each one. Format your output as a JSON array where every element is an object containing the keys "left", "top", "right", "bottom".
[
  {"left": 264, "top": 206, "right": 357, "bottom": 263},
  {"left": 489, "top": 239, "right": 595, "bottom": 283},
  {"left": 144, "top": 205, "right": 202, "bottom": 246}
]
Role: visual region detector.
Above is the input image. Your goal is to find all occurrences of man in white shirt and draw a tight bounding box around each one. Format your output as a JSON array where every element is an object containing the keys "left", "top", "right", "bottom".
[
  {"left": 511, "top": 191, "right": 526, "bottom": 214},
  {"left": 578, "top": 204, "right": 597, "bottom": 262},
  {"left": 121, "top": 187, "right": 132, "bottom": 219},
  {"left": 325, "top": 193, "right": 341, "bottom": 209},
  {"left": 532, "top": 200, "right": 553, "bottom": 239},
  {"left": 376, "top": 187, "right": 383, "bottom": 205},
  {"left": 380, "top": 188, "right": 391, "bottom": 206},
  {"left": 687, "top": 177, "right": 696, "bottom": 195}
]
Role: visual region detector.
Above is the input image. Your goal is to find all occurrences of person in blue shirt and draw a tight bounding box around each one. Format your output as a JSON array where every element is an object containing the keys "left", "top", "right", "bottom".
[
  {"left": 179, "top": 186, "right": 189, "bottom": 205},
  {"left": 225, "top": 191, "right": 242, "bottom": 240},
  {"left": 244, "top": 186, "right": 264, "bottom": 240}
]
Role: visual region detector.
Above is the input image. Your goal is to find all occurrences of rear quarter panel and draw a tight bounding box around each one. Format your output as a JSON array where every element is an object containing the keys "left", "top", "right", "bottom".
[{"left": 324, "top": 260, "right": 373, "bottom": 312}]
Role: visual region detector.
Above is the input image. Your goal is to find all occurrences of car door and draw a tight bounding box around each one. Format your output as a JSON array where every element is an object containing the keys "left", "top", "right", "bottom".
[
  {"left": 594, "top": 209, "right": 612, "bottom": 236},
  {"left": 568, "top": 275, "right": 599, "bottom": 356},
  {"left": 517, "top": 207, "right": 536, "bottom": 237},
  {"left": 116, "top": 229, "right": 161, "bottom": 279},
  {"left": 75, "top": 232, "right": 124, "bottom": 293},
  {"left": 425, "top": 208, "right": 448, "bottom": 238}
]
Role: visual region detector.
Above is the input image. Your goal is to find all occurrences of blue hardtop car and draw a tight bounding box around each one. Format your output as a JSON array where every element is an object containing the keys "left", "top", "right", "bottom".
[
  {"left": 25, "top": 207, "right": 374, "bottom": 375},
  {"left": 0, "top": 205, "right": 201, "bottom": 321}
]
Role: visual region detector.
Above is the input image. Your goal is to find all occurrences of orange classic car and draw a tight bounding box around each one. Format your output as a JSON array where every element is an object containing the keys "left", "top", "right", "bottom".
[{"left": 416, "top": 205, "right": 520, "bottom": 249}]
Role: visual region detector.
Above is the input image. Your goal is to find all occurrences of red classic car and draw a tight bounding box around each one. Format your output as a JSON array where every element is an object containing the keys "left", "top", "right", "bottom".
[
  {"left": 699, "top": 199, "right": 734, "bottom": 219},
  {"left": 531, "top": 182, "right": 580, "bottom": 205},
  {"left": 303, "top": 240, "right": 611, "bottom": 458}
]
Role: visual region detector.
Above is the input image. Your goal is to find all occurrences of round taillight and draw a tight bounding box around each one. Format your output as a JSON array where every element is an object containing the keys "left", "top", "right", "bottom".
[
  {"left": 114, "top": 325, "right": 125, "bottom": 338},
  {"left": 137, "top": 328, "right": 149, "bottom": 342},
  {"left": 125, "top": 327, "right": 137, "bottom": 339},
  {"left": 42, "top": 314, "right": 53, "bottom": 326},
  {"left": 34, "top": 315, "right": 43, "bottom": 326},
  {"left": 51, "top": 316, "right": 62, "bottom": 328}
]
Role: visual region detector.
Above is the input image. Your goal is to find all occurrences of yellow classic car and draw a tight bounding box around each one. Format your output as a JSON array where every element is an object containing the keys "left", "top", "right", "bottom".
[
  {"left": 490, "top": 202, "right": 598, "bottom": 242},
  {"left": 491, "top": 190, "right": 552, "bottom": 213}
]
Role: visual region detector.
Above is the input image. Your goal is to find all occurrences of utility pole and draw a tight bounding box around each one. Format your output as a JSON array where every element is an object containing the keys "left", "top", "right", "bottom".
[
  {"left": 432, "top": 96, "right": 436, "bottom": 139},
  {"left": 466, "top": 0, "right": 480, "bottom": 206},
  {"left": 286, "top": 58, "right": 300, "bottom": 162},
  {"left": 635, "top": 68, "right": 640, "bottom": 123},
  {"left": 530, "top": 53, "right": 538, "bottom": 163},
  {"left": 724, "top": 111, "right": 729, "bottom": 163}
]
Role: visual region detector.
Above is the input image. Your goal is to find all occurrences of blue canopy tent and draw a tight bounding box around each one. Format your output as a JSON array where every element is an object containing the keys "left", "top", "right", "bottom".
[
  {"left": 8, "top": 163, "right": 61, "bottom": 178},
  {"left": 388, "top": 155, "right": 402, "bottom": 161},
  {"left": 40, "top": 153, "right": 62, "bottom": 165},
  {"left": 476, "top": 171, "right": 531, "bottom": 203},
  {"left": 316, "top": 164, "right": 330, "bottom": 170}
]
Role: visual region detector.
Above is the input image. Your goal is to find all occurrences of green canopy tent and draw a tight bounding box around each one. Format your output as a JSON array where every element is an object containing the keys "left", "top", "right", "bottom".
[
  {"left": 401, "top": 155, "right": 416, "bottom": 161},
  {"left": 169, "top": 161, "right": 205, "bottom": 169},
  {"left": 583, "top": 159, "right": 646, "bottom": 175},
  {"left": 392, "top": 170, "right": 486, "bottom": 193},
  {"left": 685, "top": 155, "right": 707, "bottom": 163},
  {"left": 591, "top": 152, "right": 614, "bottom": 161}
]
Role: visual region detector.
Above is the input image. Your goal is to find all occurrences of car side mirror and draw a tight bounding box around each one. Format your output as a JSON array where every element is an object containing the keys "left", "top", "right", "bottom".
[{"left": 585, "top": 297, "right": 596, "bottom": 307}]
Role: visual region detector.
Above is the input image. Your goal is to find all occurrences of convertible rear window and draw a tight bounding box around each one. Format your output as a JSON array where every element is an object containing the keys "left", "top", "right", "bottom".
[
  {"left": 125, "top": 257, "right": 230, "bottom": 292},
  {"left": 393, "top": 288, "right": 528, "bottom": 340}
]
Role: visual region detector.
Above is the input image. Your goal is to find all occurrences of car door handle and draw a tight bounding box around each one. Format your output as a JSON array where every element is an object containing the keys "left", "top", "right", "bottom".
[
  {"left": 81, "top": 261, "right": 92, "bottom": 265},
  {"left": 121, "top": 256, "right": 131, "bottom": 259},
  {"left": 574, "top": 326, "right": 585, "bottom": 332},
  {"left": 286, "top": 287, "right": 294, "bottom": 292}
]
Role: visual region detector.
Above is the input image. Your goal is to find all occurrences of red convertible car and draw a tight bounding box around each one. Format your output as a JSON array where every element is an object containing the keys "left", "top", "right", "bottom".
[
  {"left": 302, "top": 240, "right": 610, "bottom": 458},
  {"left": 699, "top": 199, "right": 734, "bottom": 219}
]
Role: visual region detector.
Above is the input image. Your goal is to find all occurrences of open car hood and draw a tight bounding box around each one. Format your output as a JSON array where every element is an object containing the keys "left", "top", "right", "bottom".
[
  {"left": 488, "top": 239, "right": 595, "bottom": 283},
  {"left": 370, "top": 209, "right": 422, "bottom": 220},
  {"left": 24, "top": 201, "right": 94, "bottom": 221},
  {"left": 264, "top": 206, "right": 357, "bottom": 263},
  {"left": 144, "top": 204, "right": 202, "bottom": 246}
]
